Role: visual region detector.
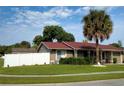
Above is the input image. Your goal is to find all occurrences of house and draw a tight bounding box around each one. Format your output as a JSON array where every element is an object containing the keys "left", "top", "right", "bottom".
[
  {"left": 12, "top": 48, "right": 36, "bottom": 54},
  {"left": 37, "top": 42, "right": 124, "bottom": 64},
  {"left": 5, "top": 41, "right": 124, "bottom": 67}
]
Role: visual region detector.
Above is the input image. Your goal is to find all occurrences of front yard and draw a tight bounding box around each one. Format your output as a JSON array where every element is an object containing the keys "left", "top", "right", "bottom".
[
  {"left": 0, "top": 64, "right": 124, "bottom": 84},
  {"left": 0, "top": 58, "right": 4, "bottom": 67},
  {"left": 0, "top": 73, "right": 124, "bottom": 84},
  {"left": 0, "top": 64, "right": 124, "bottom": 75}
]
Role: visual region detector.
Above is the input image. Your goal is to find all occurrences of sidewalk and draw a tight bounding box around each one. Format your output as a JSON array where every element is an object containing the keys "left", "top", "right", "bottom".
[{"left": 0, "top": 71, "right": 124, "bottom": 77}]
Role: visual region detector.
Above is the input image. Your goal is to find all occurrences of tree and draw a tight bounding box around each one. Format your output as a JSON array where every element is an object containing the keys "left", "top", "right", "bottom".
[
  {"left": 43, "top": 25, "right": 60, "bottom": 42},
  {"left": 12, "top": 43, "right": 21, "bottom": 48},
  {"left": 111, "top": 40, "right": 122, "bottom": 48},
  {"left": 0, "top": 45, "right": 12, "bottom": 56},
  {"left": 43, "top": 25, "right": 75, "bottom": 42},
  {"left": 60, "top": 32, "right": 75, "bottom": 42},
  {"left": 111, "top": 43, "right": 120, "bottom": 48},
  {"left": 118, "top": 40, "right": 122, "bottom": 47},
  {"left": 82, "top": 39, "right": 88, "bottom": 43},
  {"left": 33, "top": 35, "right": 43, "bottom": 46},
  {"left": 64, "top": 33, "right": 75, "bottom": 41},
  {"left": 82, "top": 10, "right": 113, "bottom": 64},
  {"left": 0, "top": 41, "right": 31, "bottom": 56},
  {"left": 20, "top": 41, "right": 31, "bottom": 48}
]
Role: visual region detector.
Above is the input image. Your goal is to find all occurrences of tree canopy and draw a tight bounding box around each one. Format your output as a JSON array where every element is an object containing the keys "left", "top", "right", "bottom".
[
  {"left": 33, "top": 35, "right": 43, "bottom": 46},
  {"left": 0, "top": 41, "right": 31, "bottom": 56},
  {"left": 111, "top": 40, "right": 123, "bottom": 48},
  {"left": 20, "top": 41, "right": 31, "bottom": 48},
  {"left": 82, "top": 10, "right": 113, "bottom": 64},
  {"left": 82, "top": 10, "right": 113, "bottom": 42},
  {"left": 43, "top": 25, "right": 75, "bottom": 42}
]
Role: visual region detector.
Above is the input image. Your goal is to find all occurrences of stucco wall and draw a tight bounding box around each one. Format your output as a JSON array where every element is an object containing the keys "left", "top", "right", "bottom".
[
  {"left": 50, "top": 50, "right": 73, "bottom": 63},
  {"left": 66, "top": 50, "right": 74, "bottom": 58},
  {"left": 50, "top": 50, "right": 56, "bottom": 63},
  {"left": 123, "top": 54, "right": 124, "bottom": 63},
  {"left": 113, "top": 52, "right": 121, "bottom": 63},
  {"left": 38, "top": 45, "right": 49, "bottom": 53}
]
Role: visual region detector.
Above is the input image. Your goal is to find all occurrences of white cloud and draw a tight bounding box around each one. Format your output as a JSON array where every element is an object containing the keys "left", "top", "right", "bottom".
[
  {"left": 74, "top": 6, "right": 116, "bottom": 15},
  {"left": 91, "top": 6, "right": 108, "bottom": 10},
  {"left": 48, "top": 7, "right": 73, "bottom": 18},
  {"left": 82, "top": 6, "right": 91, "bottom": 11},
  {"left": 0, "top": 6, "right": 121, "bottom": 45},
  {"left": 5, "top": 6, "right": 75, "bottom": 29},
  {"left": 0, "top": 7, "right": 74, "bottom": 45},
  {"left": 5, "top": 6, "right": 115, "bottom": 30},
  {"left": 74, "top": 7, "right": 89, "bottom": 15},
  {"left": 6, "top": 9, "right": 61, "bottom": 28}
]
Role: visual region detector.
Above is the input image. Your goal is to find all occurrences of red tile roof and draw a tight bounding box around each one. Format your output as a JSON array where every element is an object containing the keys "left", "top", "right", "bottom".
[
  {"left": 40, "top": 42, "right": 123, "bottom": 51},
  {"left": 65, "top": 42, "right": 123, "bottom": 51},
  {"left": 43, "top": 42, "right": 73, "bottom": 50},
  {"left": 99, "top": 45, "right": 123, "bottom": 51},
  {"left": 64, "top": 42, "right": 96, "bottom": 49}
]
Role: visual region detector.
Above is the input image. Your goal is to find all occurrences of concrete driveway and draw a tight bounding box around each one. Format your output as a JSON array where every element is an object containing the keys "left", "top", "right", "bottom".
[{"left": 0, "top": 78, "right": 124, "bottom": 86}]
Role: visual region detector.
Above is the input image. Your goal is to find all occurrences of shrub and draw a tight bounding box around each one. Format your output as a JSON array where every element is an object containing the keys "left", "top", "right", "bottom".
[
  {"left": 113, "top": 58, "right": 117, "bottom": 64},
  {"left": 0, "top": 58, "right": 4, "bottom": 67},
  {"left": 59, "top": 57, "right": 92, "bottom": 65}
]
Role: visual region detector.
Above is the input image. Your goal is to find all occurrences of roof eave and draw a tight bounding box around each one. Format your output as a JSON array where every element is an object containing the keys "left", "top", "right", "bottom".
[{"left": 36, "top": 42, "right": 49, "bottom": 52}]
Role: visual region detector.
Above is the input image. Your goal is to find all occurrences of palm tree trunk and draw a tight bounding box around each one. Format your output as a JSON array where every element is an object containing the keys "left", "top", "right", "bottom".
[{"left": 96, "top": 38, "right": 100, "bottom": 65}]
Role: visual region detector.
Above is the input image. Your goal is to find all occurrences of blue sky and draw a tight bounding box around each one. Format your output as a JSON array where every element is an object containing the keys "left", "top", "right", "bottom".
[{"left": 0, "top": 6, "right": 124, "bottom": 46}]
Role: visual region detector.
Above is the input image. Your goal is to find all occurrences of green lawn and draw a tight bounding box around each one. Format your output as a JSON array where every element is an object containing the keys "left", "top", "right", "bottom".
[
  {"left": 0, "top": 73, "right": 124, "bottom": 84},
  {"left": 0, "top": 58, "right": 4, "bottom": 67},
  {"left": 0, "top": 64, "right": 124, "bottom": 75},
  {"left": 0, "top": 64, "right": 124, "bottom": 84}
]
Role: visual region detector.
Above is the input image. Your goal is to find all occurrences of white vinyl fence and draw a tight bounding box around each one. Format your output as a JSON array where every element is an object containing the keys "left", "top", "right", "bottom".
[{"left": 4, "top": 53, "right": 50, "bottom": 67}]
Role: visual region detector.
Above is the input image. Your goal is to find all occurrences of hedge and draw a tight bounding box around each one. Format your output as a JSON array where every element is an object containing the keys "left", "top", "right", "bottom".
[
  {"left": 59, "top": 57, "right": 93, "bottom": 65},
  {"left": 0, "top": 58, "right": 4, "bottom": 67},
  {"left": 113, "top": 58, "right": 117, "bottom": 64}
]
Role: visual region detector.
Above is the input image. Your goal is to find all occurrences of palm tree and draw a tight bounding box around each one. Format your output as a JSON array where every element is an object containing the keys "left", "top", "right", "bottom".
[{"left": 82, "top": 10, "right": 113, "bottom": 64}]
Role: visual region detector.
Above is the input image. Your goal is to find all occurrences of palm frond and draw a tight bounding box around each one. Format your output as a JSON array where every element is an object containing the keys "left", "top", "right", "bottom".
[{"left": 82, "top": 10, "right": 113, "bottom": 42}]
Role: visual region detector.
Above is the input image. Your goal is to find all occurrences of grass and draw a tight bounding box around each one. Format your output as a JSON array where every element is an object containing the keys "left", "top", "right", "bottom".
[
  {"left": 0, "top": 64, "right": 124, "bottom": 75},
  {"left": 0, "top": 73, "right": 123, "bottom": 84},
  {"left": 0, "top": 64, "right": 124, "bottom": 84},
  {"left": 0, "top": 58, "right": 4, "bottom": 67}
]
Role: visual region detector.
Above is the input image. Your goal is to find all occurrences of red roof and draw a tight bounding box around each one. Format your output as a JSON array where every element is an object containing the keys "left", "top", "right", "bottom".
[
  {"left": 99, "top": 45, "right": 123, "bottom": 51},
  {"left": 43, "top": 42, "right": 72, "bottom": 50},
  {"left": 40, "top": 42, "right": 123, "bottom": 51},
  {"left": 65, "top": 42, "right": 123, "bottom": 51},
  {"left": 64, "top": 42, "right": 96, "bottom": 49}
]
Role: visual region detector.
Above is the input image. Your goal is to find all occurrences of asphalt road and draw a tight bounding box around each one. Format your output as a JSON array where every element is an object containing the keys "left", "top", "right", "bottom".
[
  {"left": 0, "top": 78, "right": 124, "bottom": 86},
  {"left": 58, "top": 79, "right": 124, "bottom": 86}
]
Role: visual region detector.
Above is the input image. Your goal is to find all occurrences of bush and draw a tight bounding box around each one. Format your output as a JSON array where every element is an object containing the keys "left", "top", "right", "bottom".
[
  {"left": 113, "top": 58, "right": 117, "bottom": 64},
  {"left": 59, "top": 57, "right": 92, "bottom": 65},
  {"left": 0, "top": 58, "right": 4, "bottom": 67}
]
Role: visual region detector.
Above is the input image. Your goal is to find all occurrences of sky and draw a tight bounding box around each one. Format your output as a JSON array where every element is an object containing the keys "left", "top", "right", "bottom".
[{"left": 0, "top": 6, "right": 124, "bottom": 46}]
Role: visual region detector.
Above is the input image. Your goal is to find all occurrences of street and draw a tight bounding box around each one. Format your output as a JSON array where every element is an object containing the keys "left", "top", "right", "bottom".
[{"left": 0, "top": 78, "right": 124, "bottom": 86}]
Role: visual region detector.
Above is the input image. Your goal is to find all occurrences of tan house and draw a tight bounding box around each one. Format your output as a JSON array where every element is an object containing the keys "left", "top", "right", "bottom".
[{"left": 37, "top": 42, "right": 124, "bottom": 64}]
